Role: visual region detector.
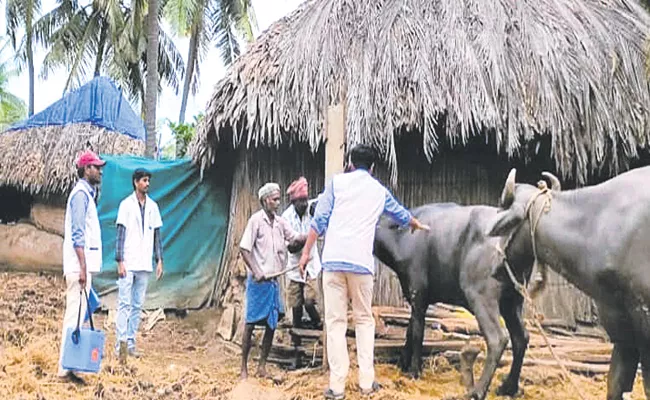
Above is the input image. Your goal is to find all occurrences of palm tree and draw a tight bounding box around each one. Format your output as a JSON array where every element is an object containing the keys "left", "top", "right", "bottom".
[
  {"left": 6, "top": 0, "right": 41, "bottom": 116},
  {"left": 164, "top": 0, "right": 256, "bottom": 123},
  {"left": 0, "top": 39, "right": 27, "bottom": 130},
  {"left": 35, "top": 0, "right": 185, "bottom": 109},
  {"left": 145, "top": 0, "right": 159, "bottom": 157}
]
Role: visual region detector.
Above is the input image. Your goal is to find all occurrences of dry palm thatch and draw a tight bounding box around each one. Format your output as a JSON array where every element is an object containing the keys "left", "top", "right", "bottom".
[
  {"left": 191, "top": 0, "right": 650, "bottom": 185},
  {"left": 0, "top": 123, "right": 144, "bottom": 195}
]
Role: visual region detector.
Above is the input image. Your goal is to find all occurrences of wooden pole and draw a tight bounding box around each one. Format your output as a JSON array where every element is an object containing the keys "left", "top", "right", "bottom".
[{"left": 322, "top": 102, "right": 346, "bottom": 372}]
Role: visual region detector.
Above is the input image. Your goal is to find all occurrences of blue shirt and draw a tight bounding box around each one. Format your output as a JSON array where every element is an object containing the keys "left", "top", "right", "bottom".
[{"left": 70, "top": 179, "right": 95, "bottom": 248}]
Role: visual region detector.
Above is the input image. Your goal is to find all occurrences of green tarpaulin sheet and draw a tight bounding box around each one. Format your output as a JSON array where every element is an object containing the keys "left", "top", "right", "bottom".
[{"left": 93, "top": 155, "right": 230, "bottom": 309}]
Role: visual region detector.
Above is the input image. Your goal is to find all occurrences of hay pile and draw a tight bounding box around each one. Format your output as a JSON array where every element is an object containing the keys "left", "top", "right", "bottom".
[
  {"left": 0, "top": 272, "right": 646, "bottom": 400},
  {"left": 0, "top": 124, "right": 144, "bottom": 195}
]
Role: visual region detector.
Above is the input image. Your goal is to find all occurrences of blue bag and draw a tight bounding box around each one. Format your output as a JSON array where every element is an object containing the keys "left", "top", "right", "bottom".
[{"left": 61, "top": 288, "right": 106, "bottom": 373}]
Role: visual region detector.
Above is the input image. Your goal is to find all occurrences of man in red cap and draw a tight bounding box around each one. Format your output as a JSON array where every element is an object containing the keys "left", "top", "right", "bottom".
[
  {"left": 58, "top": 150, "right": 106, "bottom": 383},
  {"left": 282, "top": 177, "right": 322, "bottom": 334}
]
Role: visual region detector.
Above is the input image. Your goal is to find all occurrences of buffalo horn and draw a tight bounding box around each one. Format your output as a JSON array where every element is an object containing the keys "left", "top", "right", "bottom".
[
  {"left": 500, "top": 168, "right": 517, "bottom": 208},
  {"left": 541, "top": 172, "right": 561, "bottom": 191}
]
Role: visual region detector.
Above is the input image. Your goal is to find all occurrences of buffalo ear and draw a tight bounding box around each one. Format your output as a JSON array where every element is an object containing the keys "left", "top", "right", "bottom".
[{"left": 486, "top": 205, "right": 525, "bottom": 237}]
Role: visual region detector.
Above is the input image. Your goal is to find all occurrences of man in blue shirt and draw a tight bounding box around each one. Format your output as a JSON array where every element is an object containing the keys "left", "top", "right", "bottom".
[
  {"left": 58, "top": 150, "right": 105, "bottom": 383},
  {"left": 299, "top": 144, "right": 429, "bottom": 399}
]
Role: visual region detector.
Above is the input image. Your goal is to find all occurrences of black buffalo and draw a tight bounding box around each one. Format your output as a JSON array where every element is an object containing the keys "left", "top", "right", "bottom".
[
  {"left": 488, "top": 168, "right": 650, "bottom": 400},
  {"left": 374, "top": 203, "right": 537, "bottom": 400}
]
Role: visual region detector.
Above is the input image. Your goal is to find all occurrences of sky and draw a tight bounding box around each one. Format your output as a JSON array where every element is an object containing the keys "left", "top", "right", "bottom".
[{"left": 1, "top": 0, "right": 304, "bottom": 148}]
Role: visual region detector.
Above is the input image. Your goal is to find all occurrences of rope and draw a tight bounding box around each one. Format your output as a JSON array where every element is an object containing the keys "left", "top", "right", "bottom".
[{"left": 496, "top": 183, "right": 588, "bottom": 400}]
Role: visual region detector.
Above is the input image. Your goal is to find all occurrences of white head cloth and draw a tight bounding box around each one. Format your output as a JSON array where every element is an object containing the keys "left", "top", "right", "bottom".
[{"left": 258, "top": 182, "right": 280, "bottom": 200}]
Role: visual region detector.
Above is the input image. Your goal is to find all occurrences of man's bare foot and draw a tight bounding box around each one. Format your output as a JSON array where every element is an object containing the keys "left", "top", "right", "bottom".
[
  {"left": 256, "top": 366, "right": 268, "bottom": 378},
  {"left": 240, "top": 369, "right": 248, "bottom": 380}
]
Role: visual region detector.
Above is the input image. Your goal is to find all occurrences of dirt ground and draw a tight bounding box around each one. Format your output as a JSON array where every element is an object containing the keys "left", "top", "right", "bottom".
[{"left": 0, "top": 272, "right": 646, "bottom": 400}]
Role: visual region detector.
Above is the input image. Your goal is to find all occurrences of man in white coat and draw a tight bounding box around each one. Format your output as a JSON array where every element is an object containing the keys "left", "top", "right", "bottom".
[
  {"left": 58, "top": 150, "right": 106, "bottom": 383},
  {"left": 115, "top": 168, "right": 164, "bottom": 364}
]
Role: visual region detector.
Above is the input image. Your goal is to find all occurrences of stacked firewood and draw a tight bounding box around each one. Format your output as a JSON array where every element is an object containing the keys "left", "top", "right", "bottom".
[{"left": 278, "top": 304, "right": 612, "bottom": 374}]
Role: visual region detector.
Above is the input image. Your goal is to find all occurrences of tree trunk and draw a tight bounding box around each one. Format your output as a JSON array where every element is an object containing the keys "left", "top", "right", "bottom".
[
  {"left": 94, "top": 19, "right": 108, "bottom": 77},
  {"left": 178, "top": 27, "right": 198, "bottom": 125},
  {"left": 145, "top": 0, "right": 160, "bottom": 158},
  {"left": 26, "top": 6, "right": 35, "bottom": 116}
]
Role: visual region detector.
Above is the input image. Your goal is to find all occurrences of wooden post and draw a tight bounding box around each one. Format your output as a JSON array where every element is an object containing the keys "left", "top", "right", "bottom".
[
  {"left": 325, "top": 103, "right": 347, "bottom": 180},
  {"left": 321, "top": 102, "right": 346, "bottom": 372}
]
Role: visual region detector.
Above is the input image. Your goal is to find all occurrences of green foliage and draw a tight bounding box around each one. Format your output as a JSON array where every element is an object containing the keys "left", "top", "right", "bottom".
[
  {"left": 0, "top": 39, "right": 26, "bottom": 130},
  {"left": 34, "top": 0, "right": 185, "bottom": 106},
  {"left": 167, "top": 113, "right": 202, "bottom": 158}
]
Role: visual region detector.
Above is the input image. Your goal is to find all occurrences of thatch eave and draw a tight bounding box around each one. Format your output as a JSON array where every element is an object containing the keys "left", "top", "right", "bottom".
[
  {"left": 0, "top": 123, "right": 145, "bottom": 196},
  {"left": 191, "top": 0, "right": 650, "bottom": 185}
]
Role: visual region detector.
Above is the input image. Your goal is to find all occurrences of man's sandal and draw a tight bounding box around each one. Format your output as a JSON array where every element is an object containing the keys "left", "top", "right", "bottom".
[
  {"left": 360, "top": 381, "right": 381, "bottom": 396},
  {"left": 323, "top": 388, "right": 345, "bottom": 400}
]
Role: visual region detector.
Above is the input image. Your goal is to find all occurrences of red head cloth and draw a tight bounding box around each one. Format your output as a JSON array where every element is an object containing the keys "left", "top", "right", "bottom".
[{"left": 287, "top": 177, "right": 308, "bottom": 201}]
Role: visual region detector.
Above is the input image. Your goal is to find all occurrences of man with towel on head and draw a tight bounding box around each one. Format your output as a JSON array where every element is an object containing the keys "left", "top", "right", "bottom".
[
  {"left": 239, "top": 182, "right": 307, "bottom": 380},
  {"left": 282, "top": 177, "right": 322, "bottom": 330}
]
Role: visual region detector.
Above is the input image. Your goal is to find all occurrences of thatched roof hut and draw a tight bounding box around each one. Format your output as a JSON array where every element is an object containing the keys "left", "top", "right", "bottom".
[
  {"left": 0, "top": 76, "right": 145, "bottom": 196},
  {"left": 0, "top": 76, "right": 145, "bottom": 272},
  {"left": 192, "top": 0, "right": 650, "bottom": 185},
  {"left": 191, "top": 0, "right": 650, "bottom": 325}
]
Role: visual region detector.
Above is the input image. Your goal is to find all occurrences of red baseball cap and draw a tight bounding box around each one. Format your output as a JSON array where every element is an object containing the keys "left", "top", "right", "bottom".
[{"left": 76, "top": 150, "right": 106, "bottom": 168}]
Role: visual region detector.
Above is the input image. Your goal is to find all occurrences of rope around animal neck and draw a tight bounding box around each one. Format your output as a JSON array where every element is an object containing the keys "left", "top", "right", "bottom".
[{"left": 496, "top": 186, "right": 588, "bottom": 400}]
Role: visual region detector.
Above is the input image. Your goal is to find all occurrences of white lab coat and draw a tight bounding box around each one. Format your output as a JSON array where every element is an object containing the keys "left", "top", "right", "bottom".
[{"left": 116, "top": 193, "right": 163, "bottom": 272}]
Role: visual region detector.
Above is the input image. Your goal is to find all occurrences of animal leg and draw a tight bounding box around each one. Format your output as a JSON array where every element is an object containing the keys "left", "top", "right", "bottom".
[
  {"left": 606, "top": 342, "right": 639, "bottom": 400},
  {"left": 496, "top": 295, "right": 529, "bottom": 396},
  {"left": 459, "top": 343, "right": 481, "bottom": 391},
  {"left": 407, "top": 295, "right": 428, "bottom": 379},
  {"left": 466, "top": 297, "right": 508, "bottom": 400},
  {"left": 400, "top": 322, "right": 413, "bottom": 372}
]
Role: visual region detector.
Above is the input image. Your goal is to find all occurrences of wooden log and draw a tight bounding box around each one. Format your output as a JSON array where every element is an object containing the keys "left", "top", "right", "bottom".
[
  {"left": 540, "top": 318, "right": 579, "bottom": 331},
  {"left": 561, "top": 353, "right": 611, "bottom": 365},
  {"left": 216, "top": 305, "right": 237, "bottom": 341},
  {"left": 443, "top": 351, "right": 610, "bottom": 374},
  {"left": 546, "top": 326, "right": 578, "bottom": 337},
  {"left": 381, "top": 313, "right": 481, "bottom": 335},
  {"left": 289, "top": 328, "right": 324, "bottom": 340},
  {"left": 528, "top": 336, "right": 611, "bottom": 351},
  {"left": 375, "top": 305, "right": 473, "bottom": 321},
  {"left": 374, "top": 339, "right": 470, "bottom": 353},
  {"left": 522, "top": 358, "right": 610, "bottom": 374}
]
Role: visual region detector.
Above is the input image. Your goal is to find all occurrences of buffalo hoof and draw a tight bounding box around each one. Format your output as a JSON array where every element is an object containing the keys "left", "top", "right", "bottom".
[
  {"left": 496, "top": 380, "right": 521, "bottom": 397},
  {"left": 464, "top": 390, "right": 484, "bottom": 400},
  {"left": 399, "top": 358, "right": 409, "bottom": 373},
  {"left": 405, "top": 367, "right": 421, "bottom": 380}
]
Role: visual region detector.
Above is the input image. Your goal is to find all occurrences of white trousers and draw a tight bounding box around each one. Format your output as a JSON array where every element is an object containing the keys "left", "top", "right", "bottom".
[
  {"left": 323, "top": 271, "right": 375, "bottom": 393},
  {"left": 57, "top": 273, "right": 92, "bottom": 376}
]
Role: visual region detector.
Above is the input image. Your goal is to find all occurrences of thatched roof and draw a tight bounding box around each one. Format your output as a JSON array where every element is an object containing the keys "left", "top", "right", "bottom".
[
  {"left": 0, "top": 76, "right": 146, "bottom": 196},
  {"left": 191, "top": 0, "right": 650, "bottom": 184},
  {"left": 0, "top": 123, "right": 144, "bottom": 195}
]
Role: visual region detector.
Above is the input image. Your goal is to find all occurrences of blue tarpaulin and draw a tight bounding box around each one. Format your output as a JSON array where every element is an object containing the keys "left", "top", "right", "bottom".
[
  {"left": 93, "top": 155, "right": 230, "bottom": 309},
  {"left": 6, "top": 77, "right": 146, "bottom": 140}
]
